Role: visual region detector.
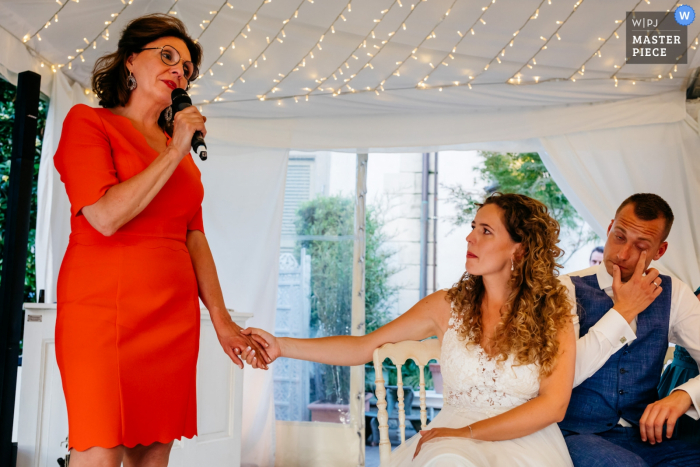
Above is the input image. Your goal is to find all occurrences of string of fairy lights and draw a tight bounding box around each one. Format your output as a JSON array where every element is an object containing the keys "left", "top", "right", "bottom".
[
  {"left": 369, "top": 0, "right": 463, "bottom": 94},
  {"left": 508, "top": 0, "right": 589, "bottom": 85},
  {"left": 166, "top": 0, "right": 181, "bottom": 15},
  {"left": 461, "top": 0, "right": 551, "bottom": 90},
  {"left": 415, "top": 0, "right": 495, "bottom": 88},
  {"left": 197, "top": 0, "right": 311, "bottom": 104},
  {"left": 10, "top": 0, "right": 698, "bottom": 103},
  {"left": 396, "top": 0, "right": 553, "bottom": 93},
  {"left": 323, "top": 0, "right": 432, "bottom": 96},
  {"left": 62, "top": 0, "right": 135, "bottom": 72},
  {"left": 187, "top": 0, "right": 269, "bottom": 84},
  {"left": 255, "top": 1, "right": 354, "bottom": 100},
  {"left": 296, "top": 0, "right": 402, "bottom": 100},
  {"left": 22, "top": 0, "right": 72, "bottom": 44},
  {"left": 665, "top": 32, "right": 700, "bottom": 79},
  {"left": 17, "top": 0, "right": 136, "bottom": 75},
  {"left": 195, "top": 0, "right": 233, "bottom": 39},
  {"left": 568, "top": 0, "right": 645, "bottom": 84}
]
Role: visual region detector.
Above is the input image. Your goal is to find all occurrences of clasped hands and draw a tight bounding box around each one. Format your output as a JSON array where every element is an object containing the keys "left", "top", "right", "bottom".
[{"left": 214, "top": 319, "right": 280, "bottom": 370}]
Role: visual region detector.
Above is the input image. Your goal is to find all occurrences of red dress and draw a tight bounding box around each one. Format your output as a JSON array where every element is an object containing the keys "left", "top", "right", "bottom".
[{"left": 54, "top": 104, "right": 203, "bottom": 450}]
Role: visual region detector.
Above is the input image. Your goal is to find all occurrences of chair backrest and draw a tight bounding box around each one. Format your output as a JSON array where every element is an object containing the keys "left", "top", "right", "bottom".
[
  {"left": 663, "top": 345, "right": 675, "bottom": 372},
  {"left": 373, "top": 339, "right": 441, "bottom": 466}
]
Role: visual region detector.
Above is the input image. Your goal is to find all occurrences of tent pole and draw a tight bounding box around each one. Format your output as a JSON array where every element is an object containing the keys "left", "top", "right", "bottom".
[
  {"left": 432, "top": 152, "right": 438, "bottom": 294},
  {"left": 0, "top": 71, "right": 41, "bottom": 467},
  {"left": 351, "top": 153, "right": 368, "bottom": 466},
  {"left": 419, "top": 153, "right": 429, "bottom": 299}
]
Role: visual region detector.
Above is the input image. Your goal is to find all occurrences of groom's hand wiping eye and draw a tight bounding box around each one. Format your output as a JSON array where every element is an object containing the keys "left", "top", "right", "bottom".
[{"left": 611, "top": 251, "right": 663, "bottom": 323}]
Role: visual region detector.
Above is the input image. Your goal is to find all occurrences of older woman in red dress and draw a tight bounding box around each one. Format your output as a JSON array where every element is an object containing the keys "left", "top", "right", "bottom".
[{"left": 54, "top": 14, "right": 269, "bottom": 467}]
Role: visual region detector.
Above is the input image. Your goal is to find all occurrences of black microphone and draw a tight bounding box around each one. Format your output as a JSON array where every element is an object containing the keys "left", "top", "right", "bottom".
[{"left": 170, "top": 88, "right": 207, "bottom": 161}]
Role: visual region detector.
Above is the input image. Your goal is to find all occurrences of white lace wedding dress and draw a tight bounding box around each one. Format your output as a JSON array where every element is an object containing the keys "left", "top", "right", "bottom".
[{"left": 388, "top": 312, "right": 574, "bottom": 467}]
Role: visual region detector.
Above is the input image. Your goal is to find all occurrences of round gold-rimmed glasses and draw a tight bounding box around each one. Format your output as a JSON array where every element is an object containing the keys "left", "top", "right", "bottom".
[{"left": 140, "top": 45, "right": 198, "bottom": 84}]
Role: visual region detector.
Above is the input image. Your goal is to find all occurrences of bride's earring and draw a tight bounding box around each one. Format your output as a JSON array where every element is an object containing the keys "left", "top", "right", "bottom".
[
  {"left": 511, "top": 259, "right": 514, "bottom": 271},
  {"left": 164, "top": 105, "right": 173, "bottom": 122}
]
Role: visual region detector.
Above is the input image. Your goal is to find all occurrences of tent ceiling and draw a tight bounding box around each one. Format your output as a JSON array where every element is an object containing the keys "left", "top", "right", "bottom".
[{"left": 1, "top": 0, "right": 699, "bottom": 118}]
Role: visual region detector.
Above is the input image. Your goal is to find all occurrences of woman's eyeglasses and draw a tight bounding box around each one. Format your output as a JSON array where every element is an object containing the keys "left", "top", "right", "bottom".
[{"left": 140, "top": 45, "right": 198, "bottom": 84}]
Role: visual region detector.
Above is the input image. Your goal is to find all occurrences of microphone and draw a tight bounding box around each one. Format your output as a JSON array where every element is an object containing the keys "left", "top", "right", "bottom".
[{"left": 170, "top": 88, "right": 207, "bottom": 161}]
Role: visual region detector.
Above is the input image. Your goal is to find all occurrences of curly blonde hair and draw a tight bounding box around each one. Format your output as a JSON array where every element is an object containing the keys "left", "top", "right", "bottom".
[{"left": 446, "top": 193, "right": 572, "bottom": 378}]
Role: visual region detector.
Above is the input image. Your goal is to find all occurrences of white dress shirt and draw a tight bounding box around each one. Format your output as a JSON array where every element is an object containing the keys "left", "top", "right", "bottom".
[{"left": 560, "top": 265, "right": 700, "bottom": 425}]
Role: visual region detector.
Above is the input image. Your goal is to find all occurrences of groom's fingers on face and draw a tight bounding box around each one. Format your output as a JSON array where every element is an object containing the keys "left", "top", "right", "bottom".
[
  {"left": 633, "top": 251, "right": 647, "bottom": 279},
  {"left": 612, "top": 264, "right": 622, "bottom": 291}
]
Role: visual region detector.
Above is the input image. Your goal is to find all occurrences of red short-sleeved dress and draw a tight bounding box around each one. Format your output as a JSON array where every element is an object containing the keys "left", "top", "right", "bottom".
[{"left": 54, "top": 104, "right": 204, "bottom": 450}]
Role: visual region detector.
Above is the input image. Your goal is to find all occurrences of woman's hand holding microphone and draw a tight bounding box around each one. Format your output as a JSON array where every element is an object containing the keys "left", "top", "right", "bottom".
[{"left": 167, "top": 105, "right": 207, "bottom": 162}]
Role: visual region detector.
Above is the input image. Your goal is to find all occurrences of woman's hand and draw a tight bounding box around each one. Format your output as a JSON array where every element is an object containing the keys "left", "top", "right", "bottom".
[
  {"left": 413, "top": 427, "right": 470, "bottom": 460},
  {"left": 214, "top": 320, "right": 271, "bottom": 370},
  {"left": 241, "top": 327, "right": 282, "bottom": 364},
  {"left": 170, "top": 106, "right": 206, "bottom": 160}
]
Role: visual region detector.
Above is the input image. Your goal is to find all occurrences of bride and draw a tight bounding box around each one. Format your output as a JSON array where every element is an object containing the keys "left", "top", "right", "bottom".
[{"left": 243, "top": 193, "right": 575, "bottom": 466}]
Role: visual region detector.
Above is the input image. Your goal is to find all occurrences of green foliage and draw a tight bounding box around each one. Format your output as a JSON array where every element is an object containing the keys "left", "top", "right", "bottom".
[
  {"left": 446, "top": 152, "right": 598, "bottom": 263},
  {"left": 0, "top": 78, "right": 47, "bottom": 302},
  {"left": 296, "top": 196, "right": 354, "bottom": 341},
  {"left": 295, "top": 195, "right": 399, "bottom": 403}
]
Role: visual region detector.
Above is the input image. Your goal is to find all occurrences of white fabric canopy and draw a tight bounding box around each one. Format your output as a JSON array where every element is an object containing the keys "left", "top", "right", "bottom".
[
  {"left": 3, "top": 1, "right": 700, "bottom": 466},
  {"left": 1, "top": 0, "right": 699, "bottom": 117},
  {"left": 34, "top": 71, "right": 95, "bottom": 305},
  {"left": 539, "top": 115, "right": 700, "bottom": 288}
]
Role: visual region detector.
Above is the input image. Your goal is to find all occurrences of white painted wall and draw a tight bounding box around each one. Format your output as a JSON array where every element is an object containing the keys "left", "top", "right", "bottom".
[{"left": 435, "top": 151, "right": 486, "bottom": 291}]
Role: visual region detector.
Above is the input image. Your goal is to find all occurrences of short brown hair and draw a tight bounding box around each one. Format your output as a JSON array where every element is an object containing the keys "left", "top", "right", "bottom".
[
  {"left": 616, "top": 193, "right": 674, "bottom": 241},
  {"left": 91, "top": 14, "right": 202, "bottom": 108}
]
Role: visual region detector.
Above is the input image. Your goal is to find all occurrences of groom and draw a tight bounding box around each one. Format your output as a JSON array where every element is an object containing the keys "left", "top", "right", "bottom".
[{"left": 559, "top": 193, "right": 700, "bottom": 466}]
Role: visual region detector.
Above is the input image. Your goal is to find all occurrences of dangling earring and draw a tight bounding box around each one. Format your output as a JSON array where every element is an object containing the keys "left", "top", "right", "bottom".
[
  {"left": 164, "top": 105, "right": 173, "bottom": 122},
  {"left": 511, "top": 259, "right": 514, "bottom": 271},
  {"left": 127, "top": 71, "right": 137, "bottom": 91}
]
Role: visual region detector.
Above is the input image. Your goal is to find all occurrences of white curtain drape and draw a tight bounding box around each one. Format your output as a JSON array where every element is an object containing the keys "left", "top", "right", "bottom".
[
  {"left": 194, "top": 145, "right": 289, "bottom": 467},
  {"left": 538, "top": 117, "right": 700, "bottom": 288},
  {"left": 35, "top": 70, "right": 94, "bottom": 303}
]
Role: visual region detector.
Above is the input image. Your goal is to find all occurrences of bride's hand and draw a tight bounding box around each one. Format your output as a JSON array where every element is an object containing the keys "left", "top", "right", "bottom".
[
  {"left": 215, "top": 320, "right": 271, "bottom": 370},
  {"left": 241, "top": 327, "right": 282, "bottom": 364},
  {"left": 413, "top": 427, "right": 469, "bottom": 460}
]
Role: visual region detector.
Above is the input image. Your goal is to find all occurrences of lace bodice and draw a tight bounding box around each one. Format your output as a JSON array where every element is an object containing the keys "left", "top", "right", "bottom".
[{"left": 440, "top": 312, "right": 541, "bottom": 416}]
